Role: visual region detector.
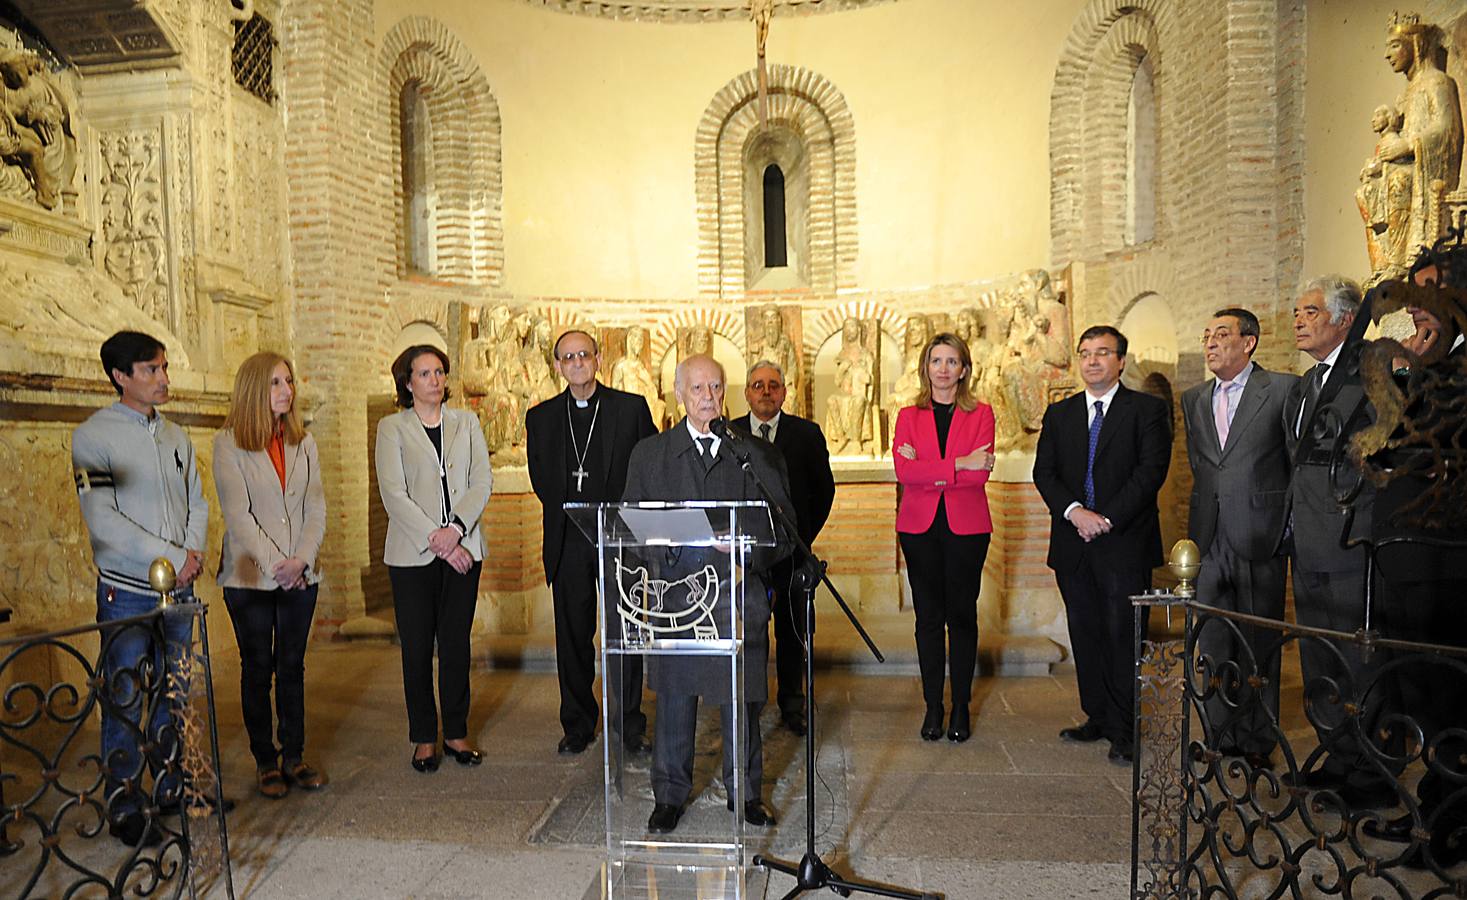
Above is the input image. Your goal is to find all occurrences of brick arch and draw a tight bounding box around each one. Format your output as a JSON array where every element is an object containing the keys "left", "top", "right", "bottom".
[
  {"left": 695, "top": 65, "right": 857, "bottom": 297},
  {"left": 1104, "top": 253, "right": 1179, "bottom": 325},
  {"left": 382, "top": 17, "right": 504, "bottom": 285},
  {"left": 1050, "top": 0, "right": 1172, "bottom": 266}
]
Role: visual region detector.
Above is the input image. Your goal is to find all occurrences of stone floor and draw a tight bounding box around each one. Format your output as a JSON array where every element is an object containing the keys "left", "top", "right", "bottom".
[{"left": 194, "top": 640, "right": 1131, "bottom": 899}]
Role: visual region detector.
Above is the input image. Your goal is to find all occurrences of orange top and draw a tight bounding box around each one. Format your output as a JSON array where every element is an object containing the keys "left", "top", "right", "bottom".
[{"left": 267, "top": 428, "right": 286, "bottom": 490}]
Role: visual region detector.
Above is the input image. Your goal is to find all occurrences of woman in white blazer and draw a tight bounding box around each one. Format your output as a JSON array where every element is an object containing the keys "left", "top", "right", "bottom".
[
  {"left": 376, "top": 344, "right": 493, "bottom": 772},
  {"left": 215, "top": 352, "right": 328, "bottom": 799}
]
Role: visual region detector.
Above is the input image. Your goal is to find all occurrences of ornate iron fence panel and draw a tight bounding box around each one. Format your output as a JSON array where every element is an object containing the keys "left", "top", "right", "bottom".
[
  {"left": 1131, "top": 596, "right": 1467, "bottom": 899},
  {"left": 0, "top": 602, "right": 233, "bottom": 899}
]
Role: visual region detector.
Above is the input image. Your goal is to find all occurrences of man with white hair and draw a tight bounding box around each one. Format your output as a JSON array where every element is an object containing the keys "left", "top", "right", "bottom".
[
  {"left": 622, "top": 354, "right": 795, "bottom": 835},
  {"left": 1282, "top": 274, "right": 1386, "bottom": 806}
]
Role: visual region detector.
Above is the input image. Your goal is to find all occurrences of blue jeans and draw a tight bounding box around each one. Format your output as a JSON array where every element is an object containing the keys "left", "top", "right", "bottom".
[{"left": 95, "top": 582, "right": 193, "bottom": 816}]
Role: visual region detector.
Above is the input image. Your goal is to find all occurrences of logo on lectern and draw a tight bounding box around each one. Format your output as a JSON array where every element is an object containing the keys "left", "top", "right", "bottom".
[{"left": 615, "top": 560, "right": 720, "bottom": 642}]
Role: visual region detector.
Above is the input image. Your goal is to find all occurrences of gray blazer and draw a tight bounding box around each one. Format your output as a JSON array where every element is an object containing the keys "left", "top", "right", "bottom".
[
  {"left": 375, "top": 407, "right": 493, "bottom": 567},
  {"left": 1182, "top": 365, "right": 1298, "bottom": 561},
  {"left": 214, "top": 429, "right": 327, "bottom": 590}
]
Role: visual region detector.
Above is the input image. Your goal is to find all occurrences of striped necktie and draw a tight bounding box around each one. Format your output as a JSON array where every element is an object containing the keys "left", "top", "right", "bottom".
[{"left": 1084, "top": 400, "right": 1104, "bottom": 509}]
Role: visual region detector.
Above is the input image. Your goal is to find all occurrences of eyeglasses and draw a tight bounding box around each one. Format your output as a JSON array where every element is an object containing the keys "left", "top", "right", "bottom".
[
  {"left": 748, "top": 380, "right": 784, "bottom": 392},
  {"left": 1076, "top": 349, "right": 1116, "bottom": 361},
  {"left": 1199, "top": 329, "right": 1234, "bottom": 345},
  {"left": 556, "top": 350, "right": 594, "bottom": 362}
]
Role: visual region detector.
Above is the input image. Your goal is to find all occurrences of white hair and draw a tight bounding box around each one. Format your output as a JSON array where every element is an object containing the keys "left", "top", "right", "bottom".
[
  {"left": 1301, "top": 274, "right": 1363, "bottom": 325},
  {"left": 674, "top": 354, "right": 725, "bottom": 392}
]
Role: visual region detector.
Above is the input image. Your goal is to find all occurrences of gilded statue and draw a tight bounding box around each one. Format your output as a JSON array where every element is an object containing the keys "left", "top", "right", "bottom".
[
  {"left": 612, "top": 325, "right": 666, "bottom": 428},
  {"left": 748, "top": 305, "right": 802, "bottom": 414},
  {"left": 1358, "top": 104, "right": 1414, "bottom": 273},
  {"left": 1360, "top": 13, "right": 1464, "bottom": 281},
  {"left": 825, "top": 317, "right": 876, "bottom": 455},
  {"left": 0, "top": 47, "right": 73, "bottom": 210}
]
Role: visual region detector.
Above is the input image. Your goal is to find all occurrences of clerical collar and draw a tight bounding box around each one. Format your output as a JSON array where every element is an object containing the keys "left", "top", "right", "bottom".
[{"left": 570, "top": 383, "right": 598, "bottom": 409}]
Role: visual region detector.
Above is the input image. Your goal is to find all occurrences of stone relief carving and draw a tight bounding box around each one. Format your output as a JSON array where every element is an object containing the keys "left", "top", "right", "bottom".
[
  {"left": 462, "top": 304, "right": 524, "bottom": 458},
  {"left": 986, "top": 270, "right": 1073, "bottom": 453},
  {"left": 825, "top": 317, "right": 877, "bottom": 456},
  {"left": 519, "top": 312, "right": 561, "bottom": 409},
  {"left": 99, "top": 127, "right": 169, "bottom": 324},
  {"left": 0, "top": 46, "right": 76, "bottom": 211},
  {"left": 1358, "top": 103, "right": 1414, "bottom": 273},
  {"left": 1360, "top": 12, "right": 1464, "bottom": 282},
  {"left": 611, "top": 324, "right": 666, "bottom": 428},
  {"left": 746, "top": 303, "right": 803, "bottom": 414},
  {"left": 885, "top": 313, "right": 933, "bottom": 428}
]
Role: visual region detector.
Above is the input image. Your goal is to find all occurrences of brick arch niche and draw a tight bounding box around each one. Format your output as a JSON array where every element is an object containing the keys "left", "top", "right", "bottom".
[
  {"left": 1050, "top": 0, "right": 1170, "bottom": 266},
  {"left": 382, "top": 17, "right": 504, "bottom": 286},
  {"left": 695, "top": 64, "right": 857, "bottom": 297}
]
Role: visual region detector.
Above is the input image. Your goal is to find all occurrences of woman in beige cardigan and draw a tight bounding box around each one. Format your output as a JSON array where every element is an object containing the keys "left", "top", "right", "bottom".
[
  {"left": 376, "top": 344, "right": 493, "bottom": 772},
  {"left": 215, "top": 352, "right": 328, "bottom": 799}
]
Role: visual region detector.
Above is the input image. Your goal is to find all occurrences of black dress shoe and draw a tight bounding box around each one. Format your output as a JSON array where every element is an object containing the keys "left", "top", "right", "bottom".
[
  {"left": 109, "top": 813, "right": 163, "bottom": 848},
  {"left": 782, "top": 710, "right": 808, "bottom": 737},
  {"left": 1060, "top": 721, "right": 1105, "bottom": 743},
  {"left": 558, "top": 734, "right": 590, "bottom": 755},
  {"left": 443, "top": 743, "right": 483, "bottom": 766},
  {"left": 947, "top": 705, "right": 971, "bottom": 743},
  {"left": 411, "top": 751, "right": 441, "bottom": 773},
  {"left": 920, "top": 705, "right": 944, "bottom": 742},
  {"left": 729, "top": 798, "right": 777, "bottom": 827},
  {"left": 624, "top": 734, "right": 652, "bottom": 756},
  {"left": 1107, "top": 740, "right": 1135, "bottom": 765},
  {"left": 1361, "top": 812, "right": 1415, "bottom": 843},
  {"left": 647, "top": 803, "right": 682, "bottom": 834}
]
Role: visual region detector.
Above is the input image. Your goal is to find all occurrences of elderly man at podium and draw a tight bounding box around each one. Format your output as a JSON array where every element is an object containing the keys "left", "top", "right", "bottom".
[{"left": 622, "top": 354, "right": 795, "bottom": 835}]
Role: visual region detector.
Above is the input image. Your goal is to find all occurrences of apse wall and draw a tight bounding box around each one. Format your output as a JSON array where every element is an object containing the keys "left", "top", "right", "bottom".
[{"left": 372, "top": 0, "right": 1084, "bottom": 297}]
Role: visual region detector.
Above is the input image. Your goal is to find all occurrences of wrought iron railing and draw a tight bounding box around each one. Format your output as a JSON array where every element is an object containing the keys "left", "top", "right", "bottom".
[
  {"left": 1131, "top": 595, "right": 1467, "bottom": 899},
  {"left": 0, "top": 595, "right": 233, "bottom": 899}
]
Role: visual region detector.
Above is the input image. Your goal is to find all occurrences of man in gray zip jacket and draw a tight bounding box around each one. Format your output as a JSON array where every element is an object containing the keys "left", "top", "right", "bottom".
[{"left": 71, "top": 330, "right": 208, "bottom": 847}]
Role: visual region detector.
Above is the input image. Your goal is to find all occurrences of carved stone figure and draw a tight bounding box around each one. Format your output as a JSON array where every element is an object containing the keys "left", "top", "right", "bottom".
[
  {"left": 886, "top": 313, "right": 933, "bottom": 428},
  {"left": 0, "top": 47, "right": 73, "bottom": 211},
  {"left": 461, "top": 304, "right": 522, "bottom": 455},
  {"left": 520, "top": 313, "right": 560, "bottom": 409},
  {"left": 1362, "top": 13, "right": 1464, "bottom": 280},
  {"left": 747, "top": 304, "right": 802, "bottom": 413},
  {"left": 825, "top": 317, "right": 876, "bottom": 456},
  {"left": 612, "top": 324, "right": 666, "bottom": 429},
  {"left": 1358, "top": 104, "right": 1415, "bottom": 273}
]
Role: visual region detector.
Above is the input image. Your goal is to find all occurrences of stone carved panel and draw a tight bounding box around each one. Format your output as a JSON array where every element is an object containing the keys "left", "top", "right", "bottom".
[
  {"left": 0, "top": 425, "right": 95, "bottom": 622},
  {"left": 744, "top": 303, "right": 805, "bottom": 415},
  {"left": 605, "top": 324, "right": 666, "bottom": 429},
  {"left": 0, "top": 31, "right": 79, "bottom": 213},
  {"left": 99, "top": 127, "right": 169, "bottom": 325},
  {"left": 824, "top": 317, "right": 879, "bottom": 456}
]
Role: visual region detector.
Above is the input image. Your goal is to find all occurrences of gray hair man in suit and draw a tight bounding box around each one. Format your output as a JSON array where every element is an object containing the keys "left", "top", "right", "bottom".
[
  {"left": 622, "top": 354, "right": 795, "bottom": 835},
  {"left": 1181, "top": 308, "right": 1298, "bottom": 769}
]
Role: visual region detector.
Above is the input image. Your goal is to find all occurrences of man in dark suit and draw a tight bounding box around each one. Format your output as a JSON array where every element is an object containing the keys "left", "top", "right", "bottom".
[
  {"left": 1033, "top": 325, "right": 1171, "bottom": 764},
  {"left": 732, "top": 359, "right": 836, "bottom": 737},
  {"left": 1280, "top": 274, "right": 1390, "bottom": 805},
  {"left": 623, "top": 354, "right": 795, "bottom": 835},
  {"left": 526, "top": 329, "right": 657, "bottom": 756},
  {"left": 1181, "top": 308, "right": 1298, "bottom": 768}
]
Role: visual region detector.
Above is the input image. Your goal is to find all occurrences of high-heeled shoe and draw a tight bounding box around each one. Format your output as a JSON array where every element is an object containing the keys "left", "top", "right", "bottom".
[
  {"left": 947, "top": 704, "right": 971, "bottom": 743},
  {"left": 411, "top": 748, "right": 441, "bottom": 773},
  {"left": 442, "top": 742, "right": 483, "bottom": 766},
  {"left": 920, "top": 704, "right": 944, "bottom": 741}
]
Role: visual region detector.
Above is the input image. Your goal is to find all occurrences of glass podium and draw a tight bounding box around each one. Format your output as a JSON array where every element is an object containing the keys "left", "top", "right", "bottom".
[{"left": 565, "top": 501, "right": 776, "bottom": 900}]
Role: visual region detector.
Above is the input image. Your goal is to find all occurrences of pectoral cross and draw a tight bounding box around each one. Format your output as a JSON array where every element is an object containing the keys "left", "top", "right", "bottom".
[{"left": 572, "top": 467, "right": 588, "bottom": 491}]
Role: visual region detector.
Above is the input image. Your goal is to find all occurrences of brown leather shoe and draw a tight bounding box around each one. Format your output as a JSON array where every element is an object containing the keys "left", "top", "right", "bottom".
[
  {"left": 257, "top": 767, "right": 288, "bottom": 799},
  {"left": 283, "top": 761, "right": 329, "bottom": 791}
]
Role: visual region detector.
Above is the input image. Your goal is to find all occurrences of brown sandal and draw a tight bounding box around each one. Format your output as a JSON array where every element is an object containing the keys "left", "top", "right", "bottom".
[
  {"left": 257, "top": 767, "right": 288, "bottom": 799},
  {"left": 284, "top": 761, "right": 329, "bottom": 791}
]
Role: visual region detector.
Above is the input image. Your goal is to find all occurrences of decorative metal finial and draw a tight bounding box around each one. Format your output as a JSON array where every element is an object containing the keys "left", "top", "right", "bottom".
[
  {"left": 1168, "top": 539, "right": 1201, "bottom": 598},
  {"left": 149, "top": 556, "right": 177, "bottom": 606}
]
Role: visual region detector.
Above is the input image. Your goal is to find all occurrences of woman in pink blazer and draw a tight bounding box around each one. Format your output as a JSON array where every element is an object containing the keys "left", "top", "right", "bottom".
[{"left": 892, "top": 333, "right": 996, "bottom": 743}]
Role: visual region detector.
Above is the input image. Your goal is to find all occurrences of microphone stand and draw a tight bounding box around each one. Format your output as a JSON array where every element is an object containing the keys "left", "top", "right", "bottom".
[{"left": 711, "top": 419, "right": 939, "bottom": 900}]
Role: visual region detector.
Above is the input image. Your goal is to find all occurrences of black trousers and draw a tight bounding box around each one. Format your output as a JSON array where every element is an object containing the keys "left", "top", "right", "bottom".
[
  {"left": 898, "top": 523, "right": 991, "bottom": 708},
  {"left": 1055, "top": 556, "right": 1151, "bottom": 745},
  {"left": 652, "top": 695, "right": 763, "bottom": 806},
  {"left": 767, "top": 557, "right": 811, "bottom": 717},
  {"left": 552, "top": 532, "right": 645, "bottom": 742},
  {"left": 223, "top": 584, "right": 319, "bottom": 769},
  {"left": 389, "top": 559, "right": 482, "bottom": 744}
]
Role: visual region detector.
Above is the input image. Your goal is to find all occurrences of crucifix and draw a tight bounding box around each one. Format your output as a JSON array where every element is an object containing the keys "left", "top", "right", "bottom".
[
  {"left": 752, "top": 0, "right": 774, "bottom": 131},
  {"left": 572, "top": 466, "right": 589, "bottom": 491}
]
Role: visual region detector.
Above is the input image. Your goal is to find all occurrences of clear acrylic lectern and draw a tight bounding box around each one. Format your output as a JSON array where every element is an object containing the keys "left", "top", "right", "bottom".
[{"left": 565, "top": 500, "right": 776, "bottom": 900}]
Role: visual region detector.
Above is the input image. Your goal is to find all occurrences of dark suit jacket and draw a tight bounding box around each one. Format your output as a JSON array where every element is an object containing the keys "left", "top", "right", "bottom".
[
  {"left": 1032, "top": 383, "right": 1172, "bottom": 574},
  {"left": 731, "top": 412, "right": 835, "bottom": 547},
  {"left": 526, "top": 384, "right": 656, "bottom": 585},
  {"left": 1281, "top": 340, "right": 1375, "bottom": 573},
  {"left": 1181, "top": 365, "right": 1299, "bottom": 560},
  {"left": 622, "top": 420, "right": 795, "bottom": 702}
]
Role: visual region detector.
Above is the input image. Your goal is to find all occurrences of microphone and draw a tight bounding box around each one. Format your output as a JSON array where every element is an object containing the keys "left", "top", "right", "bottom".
[{"left": 709, "top": 416, "right": 744, "bottom": 444}]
